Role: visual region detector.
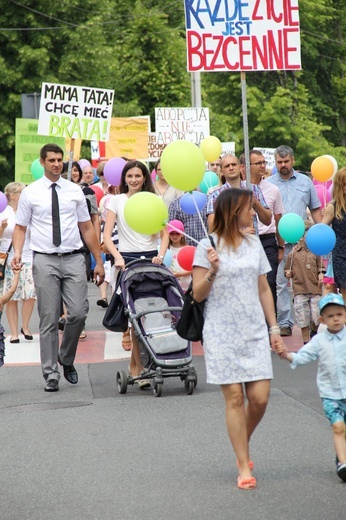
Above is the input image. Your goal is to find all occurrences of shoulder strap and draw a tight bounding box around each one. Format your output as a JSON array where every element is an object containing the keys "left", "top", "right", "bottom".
[{"left": 208, "top": 235, "right": 216, "bottom": 249}]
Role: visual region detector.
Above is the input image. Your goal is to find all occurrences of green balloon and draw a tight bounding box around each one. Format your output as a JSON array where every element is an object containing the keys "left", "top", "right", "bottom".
[
  {"left": 30, "top": 158, "right": 44, "bottom": 180},
  {"left": 278, "top": 213, "right": 305, "bottom": 243},
  {"left": 160, "top": 140, "right": 206, "bottom": 191},
  {"left": 124, "top": 192, "right": 168, "bottom": 234},
  {"left": 199, "top": 170, "right": 220, "bottom": 194}
]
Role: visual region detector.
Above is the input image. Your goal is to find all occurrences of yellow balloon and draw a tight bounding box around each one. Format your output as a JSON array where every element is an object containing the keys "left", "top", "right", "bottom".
[
  {"left": 200, "top": 136, "right": 222, "bottom": 162},
  {"left": 124, "top": 192, "right": 168, "bottom": 234},
  {"left": 311, "top": 156, "right": 334, "bottom": 182},
  {"left": 160, "top": 140, "right": 205, "bottom": 191}
]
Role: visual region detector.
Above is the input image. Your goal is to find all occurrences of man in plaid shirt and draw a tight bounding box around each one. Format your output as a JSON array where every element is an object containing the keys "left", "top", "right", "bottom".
[
  {"left": 168, "top": 195, "right": 208, "bottom": 246},
  {"left": 207, "top": 154, "right": 271, "bottom": 234}
]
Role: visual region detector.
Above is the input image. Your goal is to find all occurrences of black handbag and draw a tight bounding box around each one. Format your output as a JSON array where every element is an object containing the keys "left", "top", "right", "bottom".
[
  {"left": 102, "top": 291, "right": 128, "bottom": 332},
  {"left": 0, "top": 242, "right": 12, "bottom": 281},
  {"left": 176, "top": 282, "right": 206, "bottom": 342},
  {"left": 176, "top": 235, "right": 216, "bottom": 343}
]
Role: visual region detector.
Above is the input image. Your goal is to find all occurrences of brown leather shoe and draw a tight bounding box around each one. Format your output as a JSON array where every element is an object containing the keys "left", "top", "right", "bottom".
[{"left": 280, "top": 327, "right": 292, "bottom": 336}]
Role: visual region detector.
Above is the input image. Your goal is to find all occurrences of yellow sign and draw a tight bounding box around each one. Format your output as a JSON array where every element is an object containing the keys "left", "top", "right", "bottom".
[{"left": 105, "top": 117, "right": 150, "bottom": 159}]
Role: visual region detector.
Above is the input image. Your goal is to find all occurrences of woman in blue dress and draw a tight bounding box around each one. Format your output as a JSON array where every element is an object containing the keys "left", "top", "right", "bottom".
[
  {"left": 193, "top": 188, "right": 283, "bottom": 490},
  {"left": 322, "top": 167, "right": 346, "bottom": 301}
]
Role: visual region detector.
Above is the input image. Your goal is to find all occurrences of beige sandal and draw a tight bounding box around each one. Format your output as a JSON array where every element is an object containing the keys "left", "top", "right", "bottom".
[
  {"left": 121, "top": 329, "right": 132, "bottom": 351},
  {"left": 79, "top": 330, "right": 87, "bottom": 340}
]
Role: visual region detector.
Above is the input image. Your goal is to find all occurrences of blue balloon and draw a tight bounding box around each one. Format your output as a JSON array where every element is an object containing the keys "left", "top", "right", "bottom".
[
  {"left": 305, "top": 224, "right": 336, "bottom": 256},
  {"left": 180, "top": 191, "right": 207, "bottom": 215},
  {"left": 163, "top": 249, "right": 173, "bottom": 268},
  {"left": 93, "top": 174, "right": 100, "bottom": 183}
]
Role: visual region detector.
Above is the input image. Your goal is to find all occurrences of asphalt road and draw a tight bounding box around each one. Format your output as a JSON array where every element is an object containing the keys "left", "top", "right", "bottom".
[{"left": 0, "top": 282, "right": 344, "bottom": 520}]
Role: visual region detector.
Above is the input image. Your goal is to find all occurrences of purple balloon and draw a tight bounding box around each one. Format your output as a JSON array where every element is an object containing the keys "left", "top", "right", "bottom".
[
  {"left": 104, "top": 157, "right": 127, "bottom": 186},
  {"left": 79, "top": 159, "right": 91, "bottom": 170},
  {"left": 180, "top": 191, "right": 207, "bottom": 215},
  {"left": 0, "top": 192, "right": 7, "bottom": 213}
]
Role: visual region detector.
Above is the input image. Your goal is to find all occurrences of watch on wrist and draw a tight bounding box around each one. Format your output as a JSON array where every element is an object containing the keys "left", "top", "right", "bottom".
[
  {"left": 158, "top": 254, "right": 164, "bottom": 260},
  {"left": 277, "top": 245, "right": 284, "bottom": 250}
]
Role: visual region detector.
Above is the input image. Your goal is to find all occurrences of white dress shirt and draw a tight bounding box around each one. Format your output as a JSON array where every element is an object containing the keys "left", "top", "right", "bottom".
[{"left": 16, "top": 176, "right": 90, "bottom": 254}]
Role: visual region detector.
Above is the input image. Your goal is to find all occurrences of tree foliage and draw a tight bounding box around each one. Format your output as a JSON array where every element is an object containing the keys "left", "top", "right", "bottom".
[{"left": 0, "top": 0, "right": 345, "bottom": 183}]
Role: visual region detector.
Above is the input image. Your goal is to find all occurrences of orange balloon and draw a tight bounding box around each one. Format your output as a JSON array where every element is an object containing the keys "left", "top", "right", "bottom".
[{"left": 311, "top": 156, "right": 334, "bottom": 182}]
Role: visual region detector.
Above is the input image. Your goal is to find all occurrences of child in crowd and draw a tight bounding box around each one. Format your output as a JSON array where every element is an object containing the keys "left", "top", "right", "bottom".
[
  {"left": 284, "top": 221, "right": 324, "bottom": 344},
  {"left": 167, "top": 220, "right": 191, "bottom": 293},
  {"left": 0, "top": 266, "right": 22, "bottom": 366},
  {"left": 276, "top": 293, "right": 346, "bottom": 482},
  {"left": 323, "top": 253, "right": 337, "bottom": 295}
]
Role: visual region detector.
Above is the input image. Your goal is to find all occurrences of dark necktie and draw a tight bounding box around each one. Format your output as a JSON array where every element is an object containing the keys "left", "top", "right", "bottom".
[{"left": 51, "top": 183, "right": 61, "bottom": 247}]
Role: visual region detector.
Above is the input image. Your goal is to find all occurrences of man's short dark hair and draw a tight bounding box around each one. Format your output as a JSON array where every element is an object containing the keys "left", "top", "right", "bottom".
[{"left": 40, "top": 143, "right": 64, "bottom": 160}]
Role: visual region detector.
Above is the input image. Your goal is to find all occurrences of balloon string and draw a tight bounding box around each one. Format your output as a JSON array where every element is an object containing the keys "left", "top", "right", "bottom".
[
  {"left": 191, "top": 193, "right": 212, "bottom": 244},
  {"left": 166, "top": 224, "right": 209, "bottom": 250}
]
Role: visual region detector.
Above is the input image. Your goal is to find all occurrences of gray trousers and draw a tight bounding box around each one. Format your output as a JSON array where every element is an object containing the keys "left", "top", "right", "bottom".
[{"left": 33, "top": 253, "right": 89, "bottom": 381}]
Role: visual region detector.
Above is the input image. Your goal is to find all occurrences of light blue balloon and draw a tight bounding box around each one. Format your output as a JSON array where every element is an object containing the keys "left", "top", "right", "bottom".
[
  {"left": 278, "top": 213, "right": 305, "bottom": 243},
  {"left": 305, "top": 224, "right": 336, "bottom": 256},
  {"left": 199, "top": 170, "right": 219, "bottom": 194},
  {"left": 163, "top": 249, "right": 173, "bottom": 268},
  {"left": 180, "top": 191, "right": 207, "bottom": 215}
]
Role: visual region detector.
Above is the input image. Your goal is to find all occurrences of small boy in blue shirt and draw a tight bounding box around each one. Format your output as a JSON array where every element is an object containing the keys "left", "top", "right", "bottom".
[{"left": 276, "top": 293, "right": 346, "bottom": 482}]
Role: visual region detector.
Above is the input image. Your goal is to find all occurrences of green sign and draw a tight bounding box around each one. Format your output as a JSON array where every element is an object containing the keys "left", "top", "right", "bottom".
[{"left": 15, "top": 119, "right": 65, "bottom": 184}]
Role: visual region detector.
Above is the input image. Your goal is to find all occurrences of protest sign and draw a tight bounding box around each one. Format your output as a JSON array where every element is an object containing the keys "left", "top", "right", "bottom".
[
  {"left": 155, "top": 107, "right": 210, "bottom": 145},
  {"left": 15, "top": 119, "right": 81, "bottom": 183},
  {"left": 221, "top": 141, "right": 236, "bottom": 156},
  {"left": 184, "top": 0, "right": 301, "bottom": 72},
  {"left": 254, "top": 146, "right": 276, "bottom": 170},
  {"left": 90, "top": 116, "right": 150, "bottom": 165},
  {"left": 147, "top": 133, "right": 167, "bottom": 161},
  {"left": 38, "top": 82, "right": 114, "bottom": 141}
]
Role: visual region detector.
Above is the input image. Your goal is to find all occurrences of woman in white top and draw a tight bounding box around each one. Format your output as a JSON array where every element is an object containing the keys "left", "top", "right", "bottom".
[
  {"left": 103, "top": 160, "right": 169, "bottom": 385},
  {"left": 0, "top": 182, "right": 36, "bottom": 343}
]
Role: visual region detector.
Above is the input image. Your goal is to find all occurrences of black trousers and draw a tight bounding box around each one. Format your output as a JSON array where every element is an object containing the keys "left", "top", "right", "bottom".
[{"left": 259, "top": 233, "right": 278, "bottom": 313}]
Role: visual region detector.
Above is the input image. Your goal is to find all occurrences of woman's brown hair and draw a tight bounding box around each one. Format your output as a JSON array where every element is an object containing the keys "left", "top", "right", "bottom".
[
  {"left": 119, "top": 160, "right": 155, "bottom": 194},
  {"left": 331, "top": 167, "right": 346, "bottom": 220},
  {"left": 211, "top": 187, "right": 252, "bottom": 249}
]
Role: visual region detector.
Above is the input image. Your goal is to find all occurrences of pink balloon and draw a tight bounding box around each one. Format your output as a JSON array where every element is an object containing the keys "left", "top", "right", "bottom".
[
  {"left": 328, "top": 184, "right": 333, "bottom": 199},
  {"left": 314, "top": 178, "right": 333, "bottom": 190},
  {"left": 151, "top": 168, "right": 157, "bottom": 181},
  {"left": 79, "top": 159, "right": 91, "bottom": 170},
  {"left": 0, "top": 192, "right": 7, "bottom": 213},
  {"left": 315, "top": 184, "right": 331, "bottom": 209},
  {"left": 104, "top": 157, "right": 126, "bottom": 186}
]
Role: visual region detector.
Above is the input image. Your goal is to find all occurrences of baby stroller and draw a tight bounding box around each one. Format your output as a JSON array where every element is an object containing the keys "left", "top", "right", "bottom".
[{"left": 115, "top": 259, "right": 197, "bottom": 397}]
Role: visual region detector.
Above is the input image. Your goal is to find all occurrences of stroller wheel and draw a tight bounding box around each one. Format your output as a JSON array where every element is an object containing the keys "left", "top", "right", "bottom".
[
  {"left": 191, "top": 367, "right": 198, "bottom": 388},
  {"left": 153, "top": 382, "right": 163, "bottom": 397},
  {"left": 185, "top": 379, "right": 194, "bottom": 395},
  {"left": 117, "top": 370, "right": 128, "bottom": 394}
]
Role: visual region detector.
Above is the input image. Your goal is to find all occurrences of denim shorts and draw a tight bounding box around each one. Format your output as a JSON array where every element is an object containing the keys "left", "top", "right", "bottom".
[{"left": 322, "top": 398, "right": 346, "bottom": 425}]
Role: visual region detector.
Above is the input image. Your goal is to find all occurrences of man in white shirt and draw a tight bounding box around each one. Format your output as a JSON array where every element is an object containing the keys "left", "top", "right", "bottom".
[{"left": 12, "top": 144, "right": 105, "bottom": 392}]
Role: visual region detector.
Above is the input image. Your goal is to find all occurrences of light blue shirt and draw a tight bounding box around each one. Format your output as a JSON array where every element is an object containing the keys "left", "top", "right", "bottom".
[
  {"left": 290, "top": 327, "right": 346, "bottom": 399},
  {"left": 265, "top": 170, "right": 320, "bottom": 219}
]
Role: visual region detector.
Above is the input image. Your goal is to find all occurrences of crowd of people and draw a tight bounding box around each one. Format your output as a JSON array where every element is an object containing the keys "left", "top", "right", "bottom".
[{"left": 1, "top": 142, "right": 346, "bottom": 489}]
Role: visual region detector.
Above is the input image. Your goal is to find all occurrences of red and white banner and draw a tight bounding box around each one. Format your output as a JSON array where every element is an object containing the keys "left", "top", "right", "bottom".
[{"left": 184, "top": 0, "right": 301, "bottom": 72}]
